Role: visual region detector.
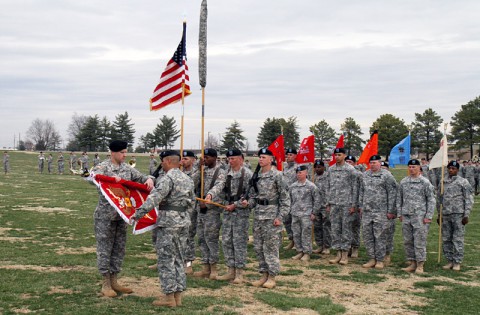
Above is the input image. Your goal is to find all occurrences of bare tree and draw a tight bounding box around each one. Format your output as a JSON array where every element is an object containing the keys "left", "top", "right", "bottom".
[
  {"left": 66, "top": 112, "right": 88, "bottom": 151},
  {"left": 27, "top": 119, "right": 61, "bottom": 151}
]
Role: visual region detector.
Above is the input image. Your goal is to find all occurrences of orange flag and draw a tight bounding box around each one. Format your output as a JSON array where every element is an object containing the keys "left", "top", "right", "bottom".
[
  {"left": 268, "top": 135, "right": 285, "bottom": 171},
  {"left": 329, "top": 134, "right": 345, "bottom": 166},
  {"left": 357, "top": 130, "right": 378, "bottom": 166}
]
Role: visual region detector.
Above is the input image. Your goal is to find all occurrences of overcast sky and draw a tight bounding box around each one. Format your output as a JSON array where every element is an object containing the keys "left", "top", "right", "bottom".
[{"left": 1, "top": 0, "right": 480, "bottom": 151}]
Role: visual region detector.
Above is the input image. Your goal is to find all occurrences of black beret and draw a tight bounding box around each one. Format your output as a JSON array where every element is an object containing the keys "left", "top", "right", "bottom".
[
  {"left": 258, "top": 148, "right": 273, "bottom": 156},
  {"left": 381, "top": 161, "right": 389, "bottom": 168},
  {"left": 182, "top": 150, "right": 195, "bottom": 158},
  {"left": 226, "top": 148, "right": 242, "bottom": 157},
  {"left": 286, "top": 148, "right": 297, "bottom": 154},
  {"left": 447, "top": 160, "right": 460, "bottom": 169},
  {"left": 296, "top": 165, "right": 308, "bottom": 172},
  {"left": 408, "top": 159, "right": 420, "bottom": 166},
  {"left": 369, "top": 155, "right": 382, "bottom": 161},
  {"left": 334, "top": 148, "right": 346, "bottom": 154},
  {"left": 314, "top": 159, "right": 325, "bottom": 167},
  {"left": 204, "top": 148, "right": 218, "bottom": 157},
  {"left": 160, "top": 150, "right": 180, "bottom": 160},
  {"left": 346, "top": 155, "right": 356, "bottom": 162},
  {"left": 109, "top": 140, "right": 128, "bottom": 152}
]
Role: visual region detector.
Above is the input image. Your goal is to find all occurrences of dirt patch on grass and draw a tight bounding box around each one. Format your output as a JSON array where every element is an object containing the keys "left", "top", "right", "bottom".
[
  {"left": 47, "top": 286, "right": 75, "bottom": 294},
  {"left": 55, "top": 246, "right": 96, "bottom": 255},
  {"left": 0, "top": 264, "right": 94, "bottom": 273},
  {"left": 11, "top": 308, "right": 33, "bottom": 314},
  {"left": 13, "top": 206, "right": 75, "bottom": 213}
]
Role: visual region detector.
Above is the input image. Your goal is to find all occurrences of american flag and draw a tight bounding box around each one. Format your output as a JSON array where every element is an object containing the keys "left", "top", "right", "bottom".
[{"left": 150, "top": 22, "right": 191, "bottom": 111}]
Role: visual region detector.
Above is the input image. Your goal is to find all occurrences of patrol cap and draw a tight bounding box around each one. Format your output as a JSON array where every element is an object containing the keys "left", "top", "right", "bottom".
[
  {"left": 109, "top": 140, "right": 128, "bottom": 152},
  {"left": 160, "top": 150, "right": 180, "bottom": 160},
  {"left": 381, "top": 161, "right": 389, "bottom": 168},
  {"left": 408, "top": 159, "right": 420, "bottom": 166},
  {"left": 182, "top": 150, "right": 196, "bottom": 158},
  {"left": 226, "top": 148, "right": 242, "bottom": 157},
  {"left": 296, "top": 165, "right": 308, "bottom": 172},
  {"left": 258, "top": 148, "right": 273, "bottom": 156},
  {"left": 346, "top": 155, "right": 356, "bottom": 162},
  {"left": 204, "top": 148, "right": 218, "bottom": 157},
  {"left": 314, "top": 159, "right": 325, "bottom": 167},
  {"left": 369, "top": 155, "right": 382, "bottom": 162},
  {"left": 447, "top": 160, "right": 460, "bottom": 169},
  {"left": 286, "top": 148, "right": 297, "bottom": 155},
  {"left": 333, "top": 147, "right": 346, "bottom": 154}
]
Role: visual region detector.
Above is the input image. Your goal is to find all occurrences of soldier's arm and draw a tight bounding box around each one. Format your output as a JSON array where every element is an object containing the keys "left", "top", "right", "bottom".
[
  {"left": 130, "top": 167, "right": 154, "bottom": 184},
  {"left": 425, "top": 181, "right": 436, "bottom": 220},
  {"left": 277, "top": 173, "right": 291, "bottom": 221},
  {"left": 358, "top": 174, "right": 365, "bottom": 210},
  {"left": 463, "top": 180, "right": 474, "bottom": 218},
  {"left": 135, "top": 177, "right": 172, "bottom": 220},
  {"left": 350, "top": 169, "right": 359, "bottom": 208},
  {"left": 206, "top": 169, "right": 226, "bottom": 201},
  {"left": 235, "top": 169, "right": 253, "bottom": 209},
  {"left": 312, "top": 185, "right": 322, "bottom": 216},
  {"left": 385, "top": 173, "right": 398, "bottom": 215},
  {"left": 396, "top": 181, "right": 404, "bottom": 217}
]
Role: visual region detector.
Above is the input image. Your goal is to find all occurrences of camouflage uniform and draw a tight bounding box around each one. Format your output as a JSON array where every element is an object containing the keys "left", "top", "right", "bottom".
[
  {"left": 326, "top": 163, "right": 358, "bottom": 251},
  {"left": 149, "top": 157, "right": 158, "bottom": 176},
  {"left": 184, "top": 166, "right": 200, "bottom": 262},
  {"left": 351, "top": 165, "right": 363, "bottom": 251},
  {"left": 70, "top": 153, "right": 77, "bottom": 170},
  {"left": 57, "top": 154, "right": 64, "bottom": 174},
  {"left": 3, "top": 153, "right": 9, "bottom": 174},
  {"left": 247, "top": 168, "right": 290, "bottom": 276},
  {"left": 313, "top": 172, "right": 330, "bottom": 249},
  {"left": 396, "top": 175, "right": 435, "bottom": 262},
  {"left": 197, "top": 164, "right": 226, "bottom": 264},
  {"left": 134, "top": 168, "right": 194, "bottom": 294},
  {"left": 92, "top": 159, "right": 152, "bottom": 276},
  {"left": 359, "top": 169, "right": 397, "bottom": 261},
  {"left": 289, "top": 179, "right": 320, "bottom": 254},
  {"left": 47, "top": 155, "right": 53, "bottom": 174},
  {"left": 441, "top": 175, "right": 473, "bottom": 264},
  {"left": 93, "top": 156, "right": 101, "bottom": 167},
  {"left": 462, "top": 164, "right": 476, "bottom": 192},
  {"left": 282, "top": 161, "right": 298, "bottom": 241},
  {"left": 38, "top": 153, "right": 45, "bottom": 173}
]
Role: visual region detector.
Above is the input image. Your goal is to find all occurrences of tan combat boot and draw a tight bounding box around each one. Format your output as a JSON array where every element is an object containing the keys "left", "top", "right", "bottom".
[
  {"left": 321, "top": 247, "right": 330, "bottom": 255},
  {"left": 193, "top": 264, "right": 211, "bottom": 278},
  {"left": 216, "top": 267, "right": 235, "bottom": 281},
  {"left": 292, "top": 252, "right": 303, "bottom": 260},
  {"left": 251, "top": 273, "right": 268, "bottom": 287},
  {"left": 152, "top": 293, "right": 176, "bottom": 307},
  {"left": 351, "top": 247, "right": 359, "bottom": 258},
  {"left": 232, "top": 268, "right": 244, "bottom": 284},
  {"left": 362, "top": 259, "right": 376, "bottom": 268},
  {"left": 402, "top": 260, "right": 416, "bottom": 272},
  {"left": 375, "top": 261, "right": 384, "bottom": 269},
  {"left": 384, "top": 254, "right": 391, "bottom": 266},
  {"left": 300, "top": 254, "right": 310, "bottom": 262},
  {"left": 174, "top": 292, "right": 182, "bottom": 306},
  {"left": 312, "top": 247, "right": 322, "bottom": 254},
  {"left": 283, "top": 240, "right": 295, "bottom": 250},
  {"left": 442, "top": 262, "right": 453, "bottom": 270},
  {"left": 101, "top": 274, "right": 117, "bottom": 298},
  {"left": 110, "top": 273, "right": 133, "bottom": 294},
  {"left": 209, "top": 263, "right": 218, "bottom": 280},
  {"left": 329, "top": 251, "right": 342, "bottom": 264},
  {"left": 339, "top": 251, "right": 349, "bottom": 265},
  {"left": 185, "top": 261, "right": 194, "bottom": 275},
  {"left": 415, "top": 261, "right": 425, "bottom": 274},
  {"left": 262, "top": 274, "right": 276, "bottom": 289},
  {"left": 452, "top": 263, "right": 461, "bottom": 271},
  {"left": 148, "top": 263, "right": 158, "bottom": 270}
]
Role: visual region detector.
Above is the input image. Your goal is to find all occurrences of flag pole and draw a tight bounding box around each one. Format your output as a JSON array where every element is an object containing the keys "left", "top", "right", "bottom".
[
  {"left": 201, "top": 87, "right": 205, "bottom": 198},
  {"left": 437, "top": 123, "right": 448, "bottom": 263},
  {"left": 180, "top": 83, "right": 185, "bottom": 157},
  {"left": 199, "top": 0, "right": 207, "bottom": 198}
]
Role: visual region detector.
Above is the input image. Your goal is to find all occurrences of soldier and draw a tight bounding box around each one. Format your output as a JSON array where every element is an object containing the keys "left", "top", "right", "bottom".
[
  {"left": 462, "top": 160, "right": 476, "bottom": 193},
  {"left": 131, "top": 150, "right": 194, "bottom": 307},
  {"left": 381, "top": 161, "right": 397, "bottom": 265},
  {"left": 80, "top": 152, "right": 89, "bottom": 171},
  {"left": 57, "top": 152, "right": 64, "bottom": 174},
  {"left": 3, "top": 151, "right": 9, "bottom": 175},
  {"left": 420, "top": 158, "right": 429, "bottom": 177},
  {"left": 47, "top": 154, "right": 53, "bottom": 174},
  {"left": 193, "top": 148, "right": 226, "bottom": 280},
  {"left": 148, "top": 153, "right": 158, "bottom": 176},
  {"left": 396, "top": 159, "right": 435, "bottom": 274},
  {"left": 290, "top": 165, "right": 320, "bottom": 262},
  {"left": 244, "top": 159, "right": 252, "bottom": 170},
  {"left": 213, "top": 148, "right": 252, "bottom": 283},
  {"left": 38, "top": 152, "right": 45, "bottom": 173},
  {"left": 282, "top": 148, "right": 298, "bottom": 250},
  {"left": 69, "top": 152, "right": 77, "bottom": 172},
  {"left": 91, "top": 140, "right": 154, "bottom": 297},
  {"left": 241, "top": 148, "right": 290, "bottom": 289},
  {"left": 345, "top": 155, "right": 362, "bottom": 258},
  {"left": 93, "top": 153, "right": 101, "bottom": 167},
  {"left": 439, "top": 160, "right": 474, "bottom": 271},
  {"left": 326, "top": 148, "right": 358, "bottom": 265},
  {"left": 312, "top": 159, "right": 330, "bottom": 255},
  {"left": 358, "top": 155, "right": 397, "bottom": 269}
]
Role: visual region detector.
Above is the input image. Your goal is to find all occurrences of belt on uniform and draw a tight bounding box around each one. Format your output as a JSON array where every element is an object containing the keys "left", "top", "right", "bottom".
[
  {"left": 255, "top": 198, "right": 279, "bottom": 206},
  {"left": 158, "top": 204, "right": 186, "bottom": 212},
  {"left": 226, "top": 196, "right": 241, "bottom": 203}
]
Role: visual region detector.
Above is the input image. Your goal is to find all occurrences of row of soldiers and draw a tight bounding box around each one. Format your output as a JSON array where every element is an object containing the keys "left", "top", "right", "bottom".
[{"left": 34, "top": 151, "right": 103, "bottom": 174}]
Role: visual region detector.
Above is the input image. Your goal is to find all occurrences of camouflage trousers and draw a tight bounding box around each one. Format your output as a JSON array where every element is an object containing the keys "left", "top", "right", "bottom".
[
  {"left": 222, "top": 212, "right": 249, "bottom": 268},
  {"left": 385, "top": 219, "right": 396, "bottom": 254},
  {"left": 283, "top": 212, "right": 293, "bottom": 240},
  {"left": 3, "top": 162, "right": 8, "bottom": 173},
  {"left": 155, "top": 226, "right": 188, "bottom": 294},
  {"left": 442, "top": 213, "right": 465, "bottom": 264},
  {"left": 48, "top": 162, "right": 53, "bottom": 174},
  {"left": 197, "top": 208, "right": 222, "bottom": 264},
  {"left": 402, "top": 214, "right": 430, "bottom": 262},
  {"left": 351, "top": 211, "right": 361, "bottom": 248},
  {"left": 253, "top": 219, "right": 282, "bottom": 276},
  {"left": 185, "top": 207, "right": 198, "bottom": 262},
  {"left": 38, "top": 162, "right": 44, "bottom": 173},
  {"left": 292, "top": 215, "right": 313, "bottom": 254},
  {"left": 362, "top": 212, "right": 388, "bottom": 261},
  {"left": 313, "top": 210, "right": 331, "bottom": 249},
  {"left": 330, "top": 205, "right": 354, "bottom": 251},
  {"left": 58, "top": 162, "right": 64, "bottom": 174},
  {"left": 94, "top": 219, "right": 127, "bottom": 275}
]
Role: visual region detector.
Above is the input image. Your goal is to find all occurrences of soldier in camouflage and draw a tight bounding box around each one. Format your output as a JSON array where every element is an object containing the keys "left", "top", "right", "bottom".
[
  {"left": 358, "top": 155, "right": 397, "bottom": 269},
  {"left": 461, "top": 160, "right": 476, "bottom": 193},
  {"left": 282, "top": 148, "right": 299, "bottom": 250},
  {"left": 131, "top": 150, "right": 194, "bottom": 307},
  {"left": 148, "top": 153, "right": 158, "bottom": 176},
  {"left": 312, "top": 160, "right": 330, "bottom": 255},
  {"left": 57, "top": 152, "right": 64, "bottom": 174},
  {"left": 69, "top": 152, "right": 77, "bottom": 172},
  {"left": 91, "top": 140, "right": 154, "bottom": 298},
  {"left": 93, "top": 153, "right": 101, "bottom": 167},
  {"left": 396, "top": 159, "right": 436, "bottom": 274},
  {"left": 212, "top": 149, "right": 252, "bottom": 284},
  {"left": 38, "top": 152, "right": 45, "bottom": 173},
  {"left": 47, "top": 154, "right": 53, "bottom": 174},
  {"left": 326, "top": 148, "right": 358, "bottom": 265},
  {"left": 194, "top": 148, "right": 226, "bottom": 280},
  {"left": 439, "top": 161, "right": 474, "bottom": 271},
  {"left": 381, "top": 161, "right": 397, "bottom": 265},
  {"left": 242, "top": 148, "right": 290, "bottom": 289},
  {"left": 345, "top": 155, "right": 362, "bottom": 258},
  {"left": 3, "top": 151, "right": 9, "bottom": 175},
  {"left": 290, "top": 165, "right": 320, "bottom": 262}
]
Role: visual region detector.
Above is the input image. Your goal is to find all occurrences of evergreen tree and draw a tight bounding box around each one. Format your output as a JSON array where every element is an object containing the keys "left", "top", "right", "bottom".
[
  {"left": 341, "top": 117, "right": 364, "bottom": 156},
  {"left": 450, "top": 96, "right": 480, "bottom": 159},
  {"left": 369, "top": 114, "right": 409, "bottom": 160},
  {"left": 412, "top": 108, "right": 443, "bottom": 160},
  {"left": 256, "top": 116, "right": 300, "bottom": 149},
  {"left": 77, "top": 115, "right": 101, "bottom": 151},
  {"left": 221, "top": 120, "right": 246, "bottom": 151},
  {"left": 153, "top": 115, "right": 180, "bottom": 150},
  {"left": 98, "top": 116, "right": 112, "bottom": 152},
  {"left": 111, "top": 112, "right": 135, "bottom": 150},
  {"left": 309, "top": 119, "right": 336, "bottom": 158}
]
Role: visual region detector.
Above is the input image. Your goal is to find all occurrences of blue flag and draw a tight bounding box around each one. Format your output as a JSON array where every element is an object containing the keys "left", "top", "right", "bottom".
[{"left": 389, "top": 134, "right": 411, "bottom": 168}]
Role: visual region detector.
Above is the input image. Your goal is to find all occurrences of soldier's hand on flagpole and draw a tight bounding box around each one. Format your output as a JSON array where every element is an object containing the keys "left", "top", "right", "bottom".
[
  {"left": 387, "top": 213, "right": 396, "bottom": 220},
  {"left": 205, "top": 194, "right": 212, "bottom": 202},
  {"left": 423, "top": 218, "right": 432, "bottom": 224},
  {"left": 349, "top": 207, "right": 355, "bottom": 215},
  {"left": 399, "top": 216, "right": 403, "bottom": 222},
  {"left": 462, "top": 217, "right": 469, "bottom": 225},
  {"left": 226, "top": 204, "right": 235, "bottom": 212},
  {"left": 273, "top": 218, "right": 282, "bottom": 226},
  {"left": 310, "top": 214, "right": 315, "bottom": 222},
  {"left": 145, "top": 178, "right": 154, "bottom": 190}
]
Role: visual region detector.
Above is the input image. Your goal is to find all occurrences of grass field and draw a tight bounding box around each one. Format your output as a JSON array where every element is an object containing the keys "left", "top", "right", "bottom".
[{"left": 1, "top": 151, "right": 480, "bottom": 314}]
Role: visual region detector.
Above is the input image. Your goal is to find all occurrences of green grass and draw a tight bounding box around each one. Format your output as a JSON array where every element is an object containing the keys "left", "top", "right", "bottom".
[
  {"left": 254, "top": 291, "right": 346, "bottom": 314},
  {"left": 328, "top": 270, "right": 386, "bottom": 284}
]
